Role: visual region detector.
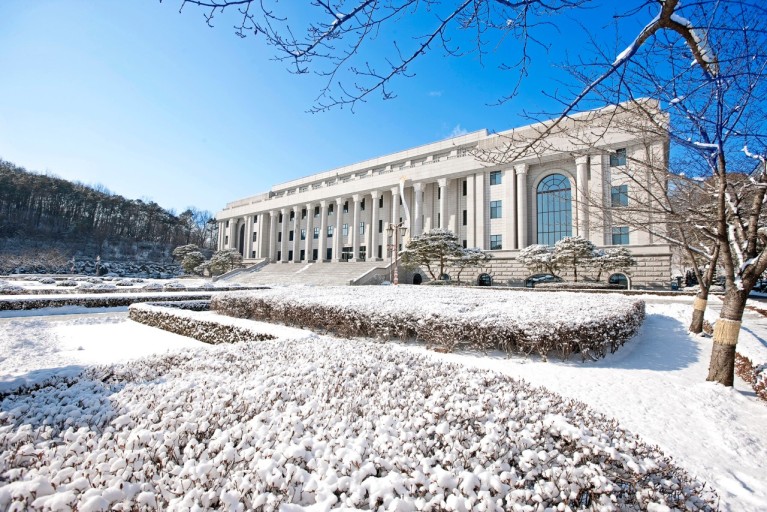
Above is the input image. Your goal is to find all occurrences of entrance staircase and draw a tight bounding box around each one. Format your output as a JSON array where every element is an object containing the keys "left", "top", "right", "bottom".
[{"left": 220, "top": 260, "right": 390, "bottom": 286}]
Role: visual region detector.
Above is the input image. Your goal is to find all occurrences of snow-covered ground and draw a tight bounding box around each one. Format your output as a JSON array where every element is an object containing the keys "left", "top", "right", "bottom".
[{"left": 0, "top": 295, "right": 765, "bottom": 510}]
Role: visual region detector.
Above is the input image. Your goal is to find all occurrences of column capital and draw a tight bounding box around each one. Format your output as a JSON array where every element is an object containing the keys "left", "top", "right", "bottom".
[
  {"left": 437, "top": 178, "right": 448, "bottom": 188},
  {"left": 305, "top": 201, "right": 312, "bottom": 209},
  {"left": 575, "top": 155, "right": 590, "bottom": 167},
  {"left": 412, "top": 182, "right": 424, "bottom": 192},
  {"left": 335, "top": 197, "right": 344, "bottom": 206},
  {"left": 514, "top": 163, "right": 528, "bottom": 175},
  {"left": 370, "top": 190, "right": 380, "bottom": 199},
  {"left": 352, "top": 193, "right": 361, "bottom": 202},
  {"left": 292, "top": 205, "right": 300, "bottom": 212},
  {"left": 280, "top": 207, "right": 288, "bottom": 214},
  {"left": 391, "top": 186, "right": 399, "bottom": 195},
  {"left": 320, "top": 199, "right": 327, "bottom": 207}
]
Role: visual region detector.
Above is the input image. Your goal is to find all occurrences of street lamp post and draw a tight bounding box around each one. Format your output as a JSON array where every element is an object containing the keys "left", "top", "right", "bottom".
[{"left": 386, "top": 222, "right": 408, "bottom": 285}]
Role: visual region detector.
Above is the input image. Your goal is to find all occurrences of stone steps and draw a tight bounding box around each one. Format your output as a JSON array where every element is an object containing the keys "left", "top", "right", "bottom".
[{"left": 223, "top": 261, "right": 388, "bottom": 286}]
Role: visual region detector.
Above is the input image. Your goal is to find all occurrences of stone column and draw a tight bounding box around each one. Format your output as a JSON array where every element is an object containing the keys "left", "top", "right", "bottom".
[
  {"left": 318, "top": 200, "right": 328, "bottom": 262},
  {"left": 256, "top": 214, "right": 265, "bottom": 259},
  {"left": 576, "top": 155, "right": 590, "bottom": 239},
  {"left": 351, "top": 194, "right": 361, "bottom": 260},
  {"left": 292, "top": 206, "right": 301, "bottom": 262},
  {"left": 280, "top": 208, "right": 289, "bottom": 262},
  {"left": 475, "top": 174, "right": 485, "bottom": 249},
  {"left": 412, "top": 182, "right": 424, "bottom": 237},
  {"left": 504, "top": 168, "right": 517, "bottom": 250},
  {"left": 269, "top": 211, "right": 278, "bottom": 262},
  {"left": 334, "top": 198, "right": 344, "bottom": 261},
  {"left": 466, "top": 176, "right": 475, "bottom": 247},
  {"left": 370, "top": 191, "right": 380, "bottom": 260},
  {"left": 391, "top": 186, "right": 400, "bottom": 226},
  {"left": 515, "top": 164, "right": 529, "bottom": 248},
  {"left": 245, "top": 215, "right": 254, "bottom": 259},
  {"left": 438, "top": 178, "right": 448, "bottom": 229},
  {"left": 304, "top": 202, "right": 313, "bottom": 261},
  {"left": 217, "top": 221, "right": 225, "bottom": 250},
  {"left": 228, "top": 220, "right": 237, "bottom": 251}
]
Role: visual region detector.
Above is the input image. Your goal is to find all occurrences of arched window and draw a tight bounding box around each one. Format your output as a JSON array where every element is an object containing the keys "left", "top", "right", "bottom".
[{"left": 536, "top": 174, "right": 572, "bottom": 245}]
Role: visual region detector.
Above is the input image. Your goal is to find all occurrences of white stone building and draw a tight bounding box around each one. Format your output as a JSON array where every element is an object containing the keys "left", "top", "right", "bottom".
[{"left": 216, "top": 102, "right": 672, "bottom": 287}]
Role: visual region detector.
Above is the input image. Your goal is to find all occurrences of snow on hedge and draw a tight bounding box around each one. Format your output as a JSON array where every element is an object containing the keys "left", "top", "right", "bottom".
[
  {"left": 212, "top": 287, "right": 645, "bottom": 360},
  {"left": 0, "top": 337, "right": 716, "bottom": 511}
]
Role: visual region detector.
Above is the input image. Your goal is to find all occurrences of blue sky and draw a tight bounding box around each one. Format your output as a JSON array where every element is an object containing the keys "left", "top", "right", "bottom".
[{"left": 0, "top": 1, "right": 647, "bottom": 214}]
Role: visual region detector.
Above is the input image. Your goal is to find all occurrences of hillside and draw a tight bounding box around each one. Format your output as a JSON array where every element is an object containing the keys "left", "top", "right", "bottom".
[{"left": 0, "top": 159, "right": 216, "bottom": 271}]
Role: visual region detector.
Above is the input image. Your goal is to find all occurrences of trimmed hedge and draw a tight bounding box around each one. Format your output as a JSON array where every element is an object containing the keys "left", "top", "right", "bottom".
[
  {"left": 0, "top": 294, "right": 215, "bottom": 311},
  {"left": 211, "top": 288, "right": 645, "bottom": 361},
  {"left": 128, "top": 302, "right": 276, "bottom": 345}
]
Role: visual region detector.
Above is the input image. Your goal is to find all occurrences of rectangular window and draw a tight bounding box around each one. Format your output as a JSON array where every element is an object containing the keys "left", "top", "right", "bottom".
[
  {"left": 300, "top": 229, "right": 306, "bottom": 240},
  {"left": 359, "top": 222, "right": 365, "bottom": 235},
  {"left": 359, "top": 246, "right": 366, "bottom": 261},
  {"left": 314, "top": 206, "right": 320, "bottom": 218},
  {"left": 225, "top": 235, "right": 229, "bottom": 245},
  {"left": 490, "top": 234, "right": 502, "bottom": 250},
  {"left": 378, "top": 245, "right": 383, "bottom": 259},
  {"left": 437, "top": 213, "right": 441, "bottom": 228},
  {"left": 313, "top": 227, "right": 320, "bottom": 239},
  {"left": 225, "top": 220, "right": 229, "bottom": 228},
  {"left": 278, "top": 213, "right": 283, "bottom": 223},
  {"left": 490, "top": 171, "right": 502, "bottom": 185},
  {"left": 462, "top": 180, "right": 467, "bottom": 196},
  {"left": 343, "top": 223, "right": 349, "bottom": 236},
  {"left": 252, "top": 232, "right": 257, "bottom": 242},
  {"left": 253, "top": 215, "right": 258, "bottom": 222},
  {"left": 312, "top": 248, "right": 318, "bottom": 261},
  {"left": 361, "top": 198, "right": 366, "bottom": 211},
  {"left": 612, "top": 226, "right": 630, "bottom": 245},
  {"left": 328, "top": 204, "right": 334, "bottom": 215},
  {"left": 438, "top": 188, "right": 441, "bottom": 200},
  {"left": 289, "top": 230, "right": 294, "bottom": 242},
  {"left": 301, "top": 208, "right": 306, "bottom": 219},
  {"left": 462, "top": 210, "right": 467, "bottom": 226},
  {"left": 327, "top": 248, "right": 333, "bottom": 260},
  {"left": 251, "top": 251, "right": 256, "bottom": 258},
  {"left": 379, "top": 196, "right": 384, "bottom": 208},
  {"left": 277, "top": 250, "right": 281, "bottom": 261},
  {"left": 343, "top": 201, "right": 349, "bottom": 214},
  {"left": 611, "top": 185, "right": 629, "bottom": 207},
  {"left": 300, "top": 249, "right": 305, "bottom": 261},
  {"left": 288, "top": 250, "right": 293, "bottom": 261},
  {"left": 289, "top": 210, "right": 295, "bottom": 221},
  {"left": 277, "top": 232, "right": 282, "bottom": 243},
  {"left": 463, "top": 240, "right": 467, "bottom": 248},
  {"left": 610, "top": 148, "right": 627, "bottom": 167},
  {"left": 378, "top": 219, "right": 383, "bottom": 233},
  {"left": 490, "top": 200, "right": 502, "bottom": 219},
  {"left": 327, "top": 226, "right": 334, "bottom": 237}
]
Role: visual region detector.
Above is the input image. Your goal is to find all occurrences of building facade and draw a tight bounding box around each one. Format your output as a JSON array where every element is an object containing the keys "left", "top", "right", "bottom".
[{"left": 216, "top": 102, "right": 672, "bottom": 287}]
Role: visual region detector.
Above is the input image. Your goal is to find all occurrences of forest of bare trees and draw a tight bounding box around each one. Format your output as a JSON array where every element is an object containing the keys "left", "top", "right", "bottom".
[{"left": 0, "top": 159, "right": 217, "bottom": 256}]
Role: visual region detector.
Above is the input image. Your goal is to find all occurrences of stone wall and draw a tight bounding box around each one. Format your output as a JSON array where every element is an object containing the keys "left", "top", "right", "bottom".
[{"left": 440, "top": 244, "right": 672, "bottom": 289}]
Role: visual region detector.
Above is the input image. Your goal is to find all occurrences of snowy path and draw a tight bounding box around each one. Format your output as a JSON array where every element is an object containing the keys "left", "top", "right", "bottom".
[
  {"left": 400, "top": 299, "right": 767, "bottom": 511},
  {"left": 0, "top": 309, "right": 209, "bottom": 393}
]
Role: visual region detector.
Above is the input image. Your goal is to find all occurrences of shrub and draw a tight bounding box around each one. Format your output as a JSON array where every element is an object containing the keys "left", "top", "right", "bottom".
[
  {"left": 212, "top": 288, "right": 645, "bottom": 361},
  {"left": 55, "top": 280, "right": 78, "bottom": 287}
]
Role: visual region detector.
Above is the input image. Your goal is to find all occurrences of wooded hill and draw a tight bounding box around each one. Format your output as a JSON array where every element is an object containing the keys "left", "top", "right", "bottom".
[{"left": 0, "top": 159, "right": 216, "bottom": 257}]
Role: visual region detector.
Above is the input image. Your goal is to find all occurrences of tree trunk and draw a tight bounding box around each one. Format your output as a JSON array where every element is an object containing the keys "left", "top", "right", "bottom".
[
  {"left": 707, "top": 289, "right": 747, "bottom": 386},
  {"left": 689, "top": 290, "right": 709, "bottom": 334}
]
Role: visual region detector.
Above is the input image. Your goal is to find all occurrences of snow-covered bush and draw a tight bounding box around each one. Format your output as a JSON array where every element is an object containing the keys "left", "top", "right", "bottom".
[
  {"left": 77, "top": 282, "right": 94, "bottom": 290},
  {"left": 163, "top": 282, "right": 186, "bottom": 291},
  {"left": 518, "top": 244, "right": 558, "bottom": 275},
  {"left": 37, "top": 277, "right": 56, "bottom": 285},
  {"left": 92, "top": 283, "right": 117, "bottom": 291},
  {"left": 0, "top": 284, "right": 24, "bottom": 295},
  {"left": 55, "top": 279, "right": 78, "bottom": 287},
  {"left": 142, "top": 283, "right": 163, "bottom": 291},
  {"left": 0, "top": 338, "right": 717, "bottom": 511},
  {"left": 735, "top": 353, "right": 767, "bottom": 402},
  {"left": 535, "top": 281, "right": 625, "bottom": 290},
  {"left": 129, "top": 302, "right": 274, "bottom": 345},
  {"left": 212, "top": 287, "right": 645, "bottom": 360},
  {"left": 115, "top": 279, "right": 134, "bottom": 287}
]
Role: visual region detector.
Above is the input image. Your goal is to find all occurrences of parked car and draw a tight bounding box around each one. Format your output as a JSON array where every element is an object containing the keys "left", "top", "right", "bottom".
[{"left": 524, "top": 273, "right": 563, "bottom": 288}]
